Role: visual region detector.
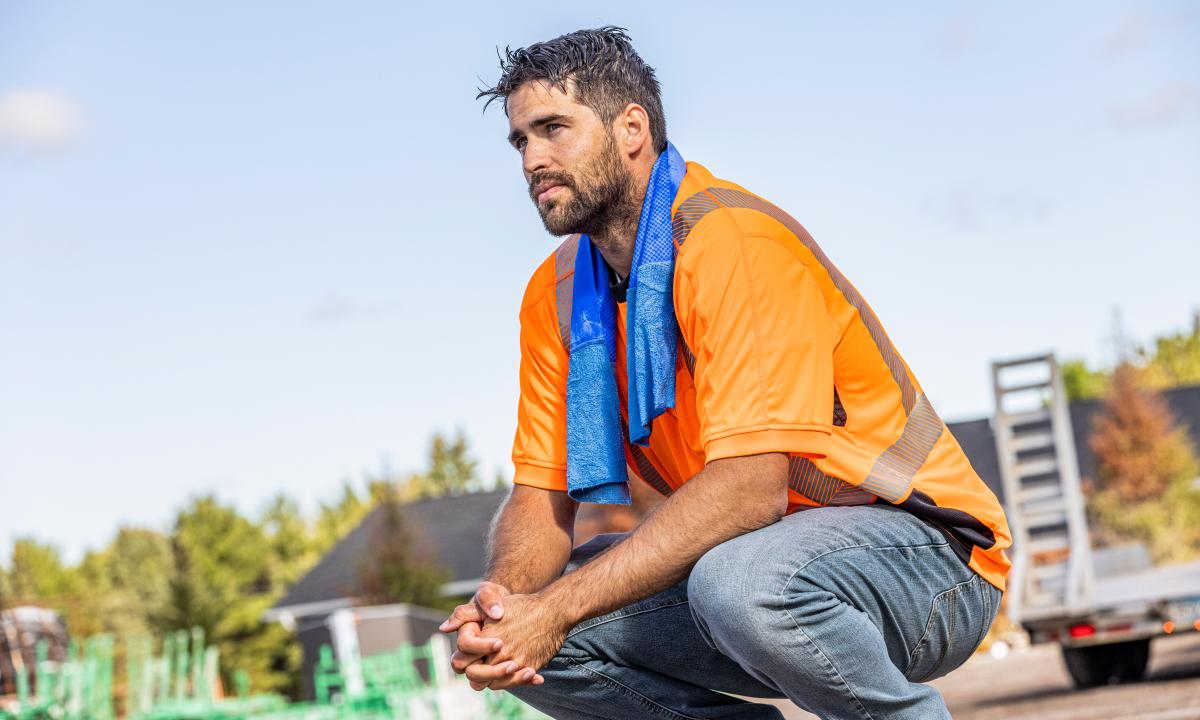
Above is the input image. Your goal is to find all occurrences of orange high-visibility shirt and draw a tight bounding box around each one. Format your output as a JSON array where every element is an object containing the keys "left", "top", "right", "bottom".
[{"left": 511, "top": 160, "right": 1012, "bottom": 591}]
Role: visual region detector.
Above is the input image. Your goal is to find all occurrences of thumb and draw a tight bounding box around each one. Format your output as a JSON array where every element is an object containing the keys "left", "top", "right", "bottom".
[{"left": 476, "top": 583, "right": 509, "bottom": 620}]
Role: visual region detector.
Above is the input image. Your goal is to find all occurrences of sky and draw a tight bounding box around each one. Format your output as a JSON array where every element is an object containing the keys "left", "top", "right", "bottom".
[{"left": 1, "top": 1, "right": 1197, "bottom": 563}]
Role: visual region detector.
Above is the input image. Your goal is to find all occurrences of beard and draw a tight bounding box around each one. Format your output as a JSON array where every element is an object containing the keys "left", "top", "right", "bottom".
[{"left": 529, "top": 133, "right": 637, "bottom": 238}]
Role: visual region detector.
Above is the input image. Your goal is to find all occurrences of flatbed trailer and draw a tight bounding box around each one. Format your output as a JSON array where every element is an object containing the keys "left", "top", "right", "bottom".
[{"left": 992, "top": 354, "right": 1200, "bottom": 688}]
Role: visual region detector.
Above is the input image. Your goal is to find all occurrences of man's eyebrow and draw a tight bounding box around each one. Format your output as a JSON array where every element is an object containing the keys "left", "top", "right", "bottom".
[{"left": 507, "top": 113, "right": 569, "bottom": 144}]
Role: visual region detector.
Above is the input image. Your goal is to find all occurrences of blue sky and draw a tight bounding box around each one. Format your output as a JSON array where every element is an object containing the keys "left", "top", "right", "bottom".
[{"left": 2, "top": 1, "right": 1197, "bottom": 562}]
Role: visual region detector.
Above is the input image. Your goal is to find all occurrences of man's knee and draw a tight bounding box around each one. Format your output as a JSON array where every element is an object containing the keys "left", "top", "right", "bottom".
[
  {"left": 688, "top": 540, "right": 746, "bottom": 618},
  {"left": 687, "top": 529, "right": 844, "bottom": 654},
  {"left": 687, "top": 537, "right": 777, "bottom": 650}
]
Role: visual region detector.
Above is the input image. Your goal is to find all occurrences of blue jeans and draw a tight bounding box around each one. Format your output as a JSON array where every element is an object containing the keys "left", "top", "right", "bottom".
[{"left": 507, "top": 505, "right": 1001, "bottom": 719}]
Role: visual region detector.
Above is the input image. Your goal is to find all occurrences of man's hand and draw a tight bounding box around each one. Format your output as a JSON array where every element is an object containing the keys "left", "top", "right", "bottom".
[
  {"left": 440, "top": 582, "right": 509, "bottom": 679},
  {"left": 468, "top": 593, "right": 570, "bottom": 690},
  {"left": 440, "top": 581, "right": 547, "bottom": 690}
]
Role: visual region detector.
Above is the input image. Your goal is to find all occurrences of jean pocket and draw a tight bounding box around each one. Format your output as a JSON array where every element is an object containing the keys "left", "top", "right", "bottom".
[{"left": 905, "top": 575, "right": 985, "bottom": 683}]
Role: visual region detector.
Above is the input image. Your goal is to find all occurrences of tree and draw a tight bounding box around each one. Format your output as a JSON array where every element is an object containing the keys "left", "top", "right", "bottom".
[
  {"left": 1142, "top": 311, "right": 1200, "bottom": 390},
  {"left": 1062, "top": 359, "right": 1108, "bottom": 401},
  {"left": 314, "top": 481, "right": 370, "bottom": 555},
  {"left": 1090, "top": 364, "right": 1195, "bottom": 503},
  {"left": 156, "top": 496, "right": 300, "bottom": 696},
  {"left": 6, "top": 539, "right": 74, "bottom": 604},
  {"left": 0, "top": 565, "right": 11, "bottom": 608},
  {"left": 357, "top": 485, "right": 449, "bottom": 609},
  {"left": 1087, "top": 363, "right": 1200, "bottom": 562},
  {"left": 401, "top": 430, "right": 481, "bottom": 500},
  {"left": 1064, "top": 311, "right": 1200, "bottom": 401},
  {"left": 260, "top": 494, "right": 316, "bottom": 596},
  {"left": 427, "top": 429, "right": 478, "bottom": 496},
  {"left": 107, "top": 528, "right": 172, "bottom": 624}
]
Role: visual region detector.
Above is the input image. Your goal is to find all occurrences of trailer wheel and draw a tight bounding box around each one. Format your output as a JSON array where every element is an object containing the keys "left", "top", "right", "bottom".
[{"left": 1061, "top": 639, "right": 1151, "bottom": 688}]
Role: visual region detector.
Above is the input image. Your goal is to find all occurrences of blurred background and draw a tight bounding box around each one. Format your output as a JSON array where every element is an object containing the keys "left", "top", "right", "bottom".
[{"left": 1, "top": 1, "right": 1198, "bottom": 719}]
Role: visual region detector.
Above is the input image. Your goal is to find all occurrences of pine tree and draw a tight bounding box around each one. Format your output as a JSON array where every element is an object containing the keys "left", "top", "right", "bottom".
[{"left": 400, "top": 429, "right": 481, "bottom": 500}]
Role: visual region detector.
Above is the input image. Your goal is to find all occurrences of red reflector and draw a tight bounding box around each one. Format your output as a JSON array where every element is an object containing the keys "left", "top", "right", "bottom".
[{"left": 1069, "top": 624, "right": 1096, "bottom": 638}]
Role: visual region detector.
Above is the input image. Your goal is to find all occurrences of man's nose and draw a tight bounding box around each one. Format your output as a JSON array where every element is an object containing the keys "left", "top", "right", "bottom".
[{"left": 522, "top": 138, "right": 551, "bottom": 177}]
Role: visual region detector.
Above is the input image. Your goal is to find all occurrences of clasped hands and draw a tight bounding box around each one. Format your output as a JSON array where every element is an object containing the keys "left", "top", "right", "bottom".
[{"left": 439, "top": 581, "right": 570, "bottom": 691}]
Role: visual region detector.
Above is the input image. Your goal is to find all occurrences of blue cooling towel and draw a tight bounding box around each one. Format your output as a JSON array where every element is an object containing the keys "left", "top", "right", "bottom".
[{"left": 566, "top": 143, "right": 687, "bottom": 504}]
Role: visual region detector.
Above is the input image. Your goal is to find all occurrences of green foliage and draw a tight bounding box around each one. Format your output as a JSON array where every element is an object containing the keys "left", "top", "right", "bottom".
[
  {"left": 1142, "top": 314, "right": 1200, "bottom": 391},
  {"left": 1087, "top": 364, "right": 1200, "bottom": 564},
  {"left": 1065, "top": 311, "right": 1200, "bottom": 401},
  {"left": 426, "top": 429, "right": 479, "bottom": 496},
  {"left": 107, "top": 528, "right": 172, "bottom": 624},
  {"left": 401, "top": 429, "right": 482, "bottom": 500},
  {"left": 1062, "top": 359, "right": 1108, "bottom": 401},
  {"left": 260, "top": 494, "right": 316, "bottom": 596},
  {"left": 152, "top": 496, "right": 301, "bottom": 696},
  {"left": 1, "top": 428, "right": 488, "bottom": 699},
  {"left": 314, "top": 481, "right": 370, "bottom": 556},
  {"left": 1090, "top": 472, "right": 1200, "bottom": 564},
  {"left": 6, "top": 539, "right": 75, "bottom": 604}
]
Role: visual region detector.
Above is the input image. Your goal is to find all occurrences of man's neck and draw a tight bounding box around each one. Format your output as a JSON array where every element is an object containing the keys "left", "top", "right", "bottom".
[
  {"left": 588, "top": 164, "right": 652, "bottom": 278},
  {"left": 588, "top": 219, "right": 637, "bottom": 279}
]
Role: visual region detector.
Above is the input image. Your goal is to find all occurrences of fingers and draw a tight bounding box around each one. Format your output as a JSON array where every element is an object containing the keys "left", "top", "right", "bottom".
[
  {"left": 455, "top": 622, "right": 502, "bottom": 658},
  {"left": 449, "top": 625, "right": 504, "bottom": 674},
  {"left": 439, "top": 601, "right": 484, "bottom": 633},
  {"left": 464, "top": 660, "right": 521, "bottom": 686},
  {"left": 450, "top": 649, "right": 484, "bottom": 674},
  {"left": 488, "top": 668, "right": 545, "bottom": 691},
  {"left": 463, "top": 659, "right": 544, "bottom": 691}
]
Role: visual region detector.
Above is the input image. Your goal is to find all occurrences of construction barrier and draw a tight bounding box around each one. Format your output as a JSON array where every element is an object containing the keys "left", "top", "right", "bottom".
[{"left": 2, "top": 626, "right": 542, "bottom": 720}]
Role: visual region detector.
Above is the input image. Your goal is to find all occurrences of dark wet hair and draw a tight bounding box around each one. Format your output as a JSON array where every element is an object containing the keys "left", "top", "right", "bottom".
[{"left": 477, "top": 26, "right": 667, "bottom": 153}]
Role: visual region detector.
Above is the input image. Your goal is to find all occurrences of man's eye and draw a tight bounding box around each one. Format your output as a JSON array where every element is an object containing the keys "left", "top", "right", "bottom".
[
  {"left": 546, "top": 123, "right": 563, "bottom": 133},
  {"left": 514, "top": 138, "right": 527, "bottom": 152}
]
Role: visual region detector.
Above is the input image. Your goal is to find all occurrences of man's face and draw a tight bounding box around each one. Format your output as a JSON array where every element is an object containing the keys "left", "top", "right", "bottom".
[{"left": 506, "top": 80, "right": 632, "bottom": 236}]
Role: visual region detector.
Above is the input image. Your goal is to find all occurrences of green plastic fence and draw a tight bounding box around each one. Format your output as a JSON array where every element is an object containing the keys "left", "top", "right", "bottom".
[{"left": 5, "top": 627, "right": 544, "bottom": 720}]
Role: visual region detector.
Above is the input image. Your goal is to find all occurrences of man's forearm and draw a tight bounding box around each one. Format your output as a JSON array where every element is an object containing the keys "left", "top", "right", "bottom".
[
  {"left": 539, "top": 453, "right": 788, "bottom": 625},
  {"left": 486, "top": 485, "right": 577, "bottom": 594}
]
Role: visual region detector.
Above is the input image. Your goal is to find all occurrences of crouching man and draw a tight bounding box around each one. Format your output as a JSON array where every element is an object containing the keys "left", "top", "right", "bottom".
[{"left": 441, "top": 27, "right": 1010, "bottom": 720}]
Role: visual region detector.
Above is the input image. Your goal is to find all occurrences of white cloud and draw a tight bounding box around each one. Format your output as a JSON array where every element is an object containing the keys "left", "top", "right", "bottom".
[
  {"left": 307, "top": 294, "right": 358, "bottom": 325},
  {"left": 306, "top": 293, "right": 404, "bottom": 326},
  {"left": 938, "top": 20, "right": 975, "bottom": 55},
  {"left": 0, "top": 89, "right": 84, "bottom": 152},
  {"left": 929, "top": 185, "right": 1054, "bottom": 232},
  {"left": 1112, "top": 82, "right": 1198, "bottom": 130}
]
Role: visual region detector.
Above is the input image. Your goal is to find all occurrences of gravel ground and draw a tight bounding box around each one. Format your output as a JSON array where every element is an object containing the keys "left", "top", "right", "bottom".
[{"left": 755, "top": 632, "right": 1200, "bottom": 719}]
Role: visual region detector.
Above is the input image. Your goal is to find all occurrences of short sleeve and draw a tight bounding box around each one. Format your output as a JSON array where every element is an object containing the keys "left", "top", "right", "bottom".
[
  {"left": 675, "top": 209, "right": 836, "bottom": 463},
  {"left": 511, "top": 265, "right": 570, "bottom": 491}
]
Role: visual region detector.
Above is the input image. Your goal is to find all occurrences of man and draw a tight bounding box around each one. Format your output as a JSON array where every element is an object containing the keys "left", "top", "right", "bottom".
[{"left": 440, "top": 27, "right": 1010, "bottom": 719}]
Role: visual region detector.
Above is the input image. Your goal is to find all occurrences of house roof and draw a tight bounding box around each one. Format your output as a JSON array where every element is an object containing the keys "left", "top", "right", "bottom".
[{"left": 273, "top": 488, "right": 508, "bottom": 613}]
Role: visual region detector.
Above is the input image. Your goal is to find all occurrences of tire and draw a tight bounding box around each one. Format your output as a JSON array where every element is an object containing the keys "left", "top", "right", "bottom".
[{"left": 1061, "top": 639, "right": 1151, "bottom": 688}]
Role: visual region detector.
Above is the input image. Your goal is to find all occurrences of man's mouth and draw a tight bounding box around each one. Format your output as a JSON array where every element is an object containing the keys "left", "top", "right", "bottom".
[{"left": 533, "top": 182, "right": 566, "bottom": 205}]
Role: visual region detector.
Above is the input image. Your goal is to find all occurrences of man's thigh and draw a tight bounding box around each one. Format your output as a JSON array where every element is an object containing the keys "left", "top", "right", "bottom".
[
  {"left": 557, "top": 534, "right": 785, "bottom": 700},
  {"left": 688, "top": 505, "right": 1000, "bottom": 680}
]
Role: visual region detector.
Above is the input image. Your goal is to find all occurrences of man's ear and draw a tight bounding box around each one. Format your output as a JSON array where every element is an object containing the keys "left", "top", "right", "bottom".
[{"left": 615, "top": 102, "right": 651, "bottom": 158}]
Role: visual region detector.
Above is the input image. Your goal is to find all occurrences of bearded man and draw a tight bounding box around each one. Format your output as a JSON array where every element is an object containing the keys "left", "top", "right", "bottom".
[{"left": 439, "top": 27, "right": 1011, "bottom": 720}]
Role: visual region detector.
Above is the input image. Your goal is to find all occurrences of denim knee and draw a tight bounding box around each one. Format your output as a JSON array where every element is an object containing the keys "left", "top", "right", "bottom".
[{"left": 687, "top": 540, "right": 774, "bottom": 651}]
